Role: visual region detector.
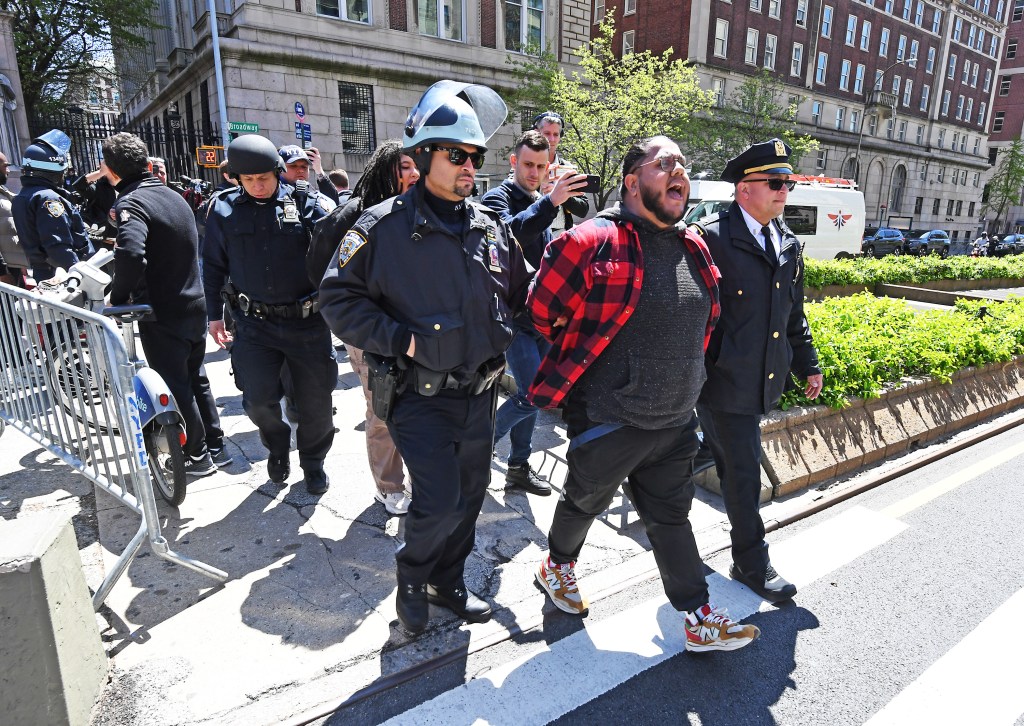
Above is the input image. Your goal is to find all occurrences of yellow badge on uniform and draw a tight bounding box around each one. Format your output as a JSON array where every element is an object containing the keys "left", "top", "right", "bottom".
[
  {"left": 120, "top": 209, "right": 131, "bottom": 223},
  {"left": 44, "top": 199, "right": 65, "bottom": 218},
  {"left": 337, "top": 230, "right": 367, "bottom": 268}
]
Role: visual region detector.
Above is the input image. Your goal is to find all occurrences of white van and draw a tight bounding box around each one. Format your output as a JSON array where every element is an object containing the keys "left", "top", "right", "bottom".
[{"left": 685, "top": 176, "right": 866, "bottom": 259}]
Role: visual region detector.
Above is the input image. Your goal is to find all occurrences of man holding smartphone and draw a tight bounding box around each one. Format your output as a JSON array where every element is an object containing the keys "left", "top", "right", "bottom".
[
  {"left": 482, "top": 130, "right": 588, "bottom": 495},
  {"left": 532, "top": 111, "right": 590, "bottom": 234}
]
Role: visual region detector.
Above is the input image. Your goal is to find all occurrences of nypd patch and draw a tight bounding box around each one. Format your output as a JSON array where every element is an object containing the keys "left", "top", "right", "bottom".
[
  {"left": 44, "top": 199, "right": 65, "bottom": 218},
  {"left": 120, "top": 209, "right": 131, "bottom": 223},
  {"left": 337, "top": 230, "right": 367, "bottom": 268}
]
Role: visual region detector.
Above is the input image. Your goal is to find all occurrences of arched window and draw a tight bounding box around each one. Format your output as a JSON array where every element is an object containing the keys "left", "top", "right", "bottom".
[
  {"left": 841, "top": 156, "right": 859, "bottom": 180},
  {"left": 0, "top": 75, "right": 21, "bottom": 164},
  {"left": 890, "top": 165, "right": 907, "bottom": 213}
]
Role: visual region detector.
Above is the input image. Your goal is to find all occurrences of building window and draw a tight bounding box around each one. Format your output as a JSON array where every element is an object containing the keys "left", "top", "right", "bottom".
[
  {"left": 956, "top": 95, "right": 965, "bottom": 120},
  {"left": 712, "top": 77, "right": 726, "bottom": 106},
  {"left": 953, "top": 17, "right": 962, "bottom": 41},
  {"left": 506, "top": 0, "right": 544, "bottom": 52},
  {"left": 764, "top": 34, "right": 777, "bottom": 69},
  {"left": 840, "top": 59, "right": 851, "bottom": 90},
  {"left": 791, "top": 43, "right": 804, "bottom": 76},
  {"left": 898, "top": 119, "right": 907, "bottom": 141},
  {"left": 751, "top": 0, "right": 762, "bottom": 10},
  {"left": 816, "top": 149, "right": 828, "bottom": 169},
  {"left": 952, "top": 132, "right": 959, "bottom": 150},
  {"left": 969, "top": 200, "right": 976, "bottom": 215},
  {"left": 914, "top": 0, "right": 923, "bottom": 25},
  {"left": 932, "top": 8, "right": 941, "bottom": 33},
  {"left": 947, "top": 54, "right": 956, "bottom": 79},
  {"left": 812, "top": 100, "right": 822, "bottom": 125},
  {"left": 317, "top": 0, "right": 370, "bottom": 22},
  {"left": 947, "top": 199, "right": 955, "bottom": 216},
  {"left": 836, "top": 106, "right": 846, "bottom": 129},
  {"left": 622, "top": 29, "right": 634, "bottom": 55},
  {"left": 994, "top": 110, "right": 1005, "bottom": 132},
  {"left": 886, "top": 117, "right": 895, "bottom": 139},
  {"left": 910, "top": 39, "right": 919, "bottom": 64},
  {"left": 932, "top": 198, "right": 941, "bottom": 215},
  {"left": 715, "top": 19, "right": 729, "bottom": 57},
  {"left": 1015, "top": 0, "right": 1023, "bottom": 20},
  {"left": 968, "top": 25, "right": 976, "bottom": 48},
  {"left": 855, "top": 64, "right": 866, "bottom": 93},
  {"left": 973, "top": 172, "right": 981, "bottom": 187},
  {"left": 595, "top": 0, "right": 604, "bottom": 20},
  {"left": 916, "top": 125, "right": 924, "bottom": 144},
  {"left": 915, "top": 196, "right": 924, "bottom": 214},
  {"left": 624, "top": 0, "right": 636, "bottom": 14},
  {"left": 962, "top": 62, "right": 970, "bottom": 84},
  {"left": 846, "top": 15, "right": 857, "bottom": 45},
  {"left": 991, "top": 36, "right": 999, "bottom": 56},
  {"left": 746, "top": 28, "right": 759, "bottom": 64},
  {"left": 868, "top": 114, "right": 878, "bottom": 135},
  {"left": 419, "top": 0, "right": 464, "bottom": 40},
  {"left": 902, "top": 0, "right": 911, "bottom": 19},
  {"left": 985, "top": 69, "right": 992, "bottom": 92},
  {"left": 974, "top": 137, "right": 981, "bottom": 154},
  {"left": 880, "top": 28, "right": 890, "bottom": 57},
  {"left": 897, "top": 34, "right": 907, "bottom": 61},
  {"left": 903, "top": 79, "right": 913, "bottom": 106},
  {"left": 920, "top": 84, "right": 929, "bottom": 111},
  {"left": 1000, "top": 77, "right": 1011, "bottom": 96},
  {"left": 938, "top": 129, "right": 945, "bottom": 147},
  {"left": 822, "top": 6, "right": 833, "bottom": 37},
  {"left": 850, "top": 109, "right": 860, "bottom": 133},
  {"left": 797, "top": 0, "right": 808, "bottom": 25},
  {"left": 337, "top": 81, "right": 376, "bottom": 154},
  {"left": 938, "top": 165, "right": 945, "bottom": 182},
  {"left": 815, "top": 52, "right": 828, "bottom": 83},
  {"left": 926, "top": 47, "right": 935, "bottom": 73},
  {"left": 1008, "top": 39, "right": 1018, "bottom": 59},
  {"left": 979, "top": 101, "right": 987, "bottom": 125},
  {"left": 769, "top": 0, "right": 780, "bottom": 18},
  {"left": 892, "top": 75, "right": 901, "bottom": 96},
  {"left": 860, "top": 20, "right": 872, "bottom": 50},
  {"left": 941, "top": 90, "right": 950, "bottom": 115},
  {"left": 971, "top": 65, "right": 979, "bottom": 87}
]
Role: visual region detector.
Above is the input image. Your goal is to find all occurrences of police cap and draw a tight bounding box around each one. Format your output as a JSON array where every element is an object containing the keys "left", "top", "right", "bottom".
[
  {"left": 721, "top": 138, "right": 793, "bottom": 183},
  {"left": 278, "top": 145, "right": 310, "bottom": 165}
]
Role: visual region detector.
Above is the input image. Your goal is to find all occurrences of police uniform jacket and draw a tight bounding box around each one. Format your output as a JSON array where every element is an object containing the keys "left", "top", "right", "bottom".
[
  {"left": 694, "top": 201, "right": 820, "bottom": 416},
  {"left": 203, "top": 181, "right": 335, "bottom": 322},
  {"left": 318, "top": 185, "right": 533, "bottom": 384},
  {"left": 108, "top": 172, "right": 206, "bottom": 324},
  {"left": 11, "top": 177, "right": 92, "bottom": 279}
]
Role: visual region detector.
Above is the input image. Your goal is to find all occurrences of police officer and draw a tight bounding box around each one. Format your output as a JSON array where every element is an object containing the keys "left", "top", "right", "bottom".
[
  {"left": 691, "top": 138, "right": 824, "bottom": 604},
  {"left": 319, "top": 81, "right": 532, "bottom": 635},
  {"left": 204, "top": 134, "right": 338, "bottom": 495},
  {"left": 11, "top": 130, "right": 93, "bottom": 280}
]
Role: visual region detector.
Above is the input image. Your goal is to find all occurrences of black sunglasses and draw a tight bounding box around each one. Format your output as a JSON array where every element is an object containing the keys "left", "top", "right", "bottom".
[
  {"left": 430, "top": 144, "right": 486, "bottom": 170},
  {"left": 744, "top": 178, "right": 797, "bottom": 191}
]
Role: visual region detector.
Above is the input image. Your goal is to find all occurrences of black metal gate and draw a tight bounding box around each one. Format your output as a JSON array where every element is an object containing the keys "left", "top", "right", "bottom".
[{"left": 28, "top": 112, "right": 224, "bottom": 186}]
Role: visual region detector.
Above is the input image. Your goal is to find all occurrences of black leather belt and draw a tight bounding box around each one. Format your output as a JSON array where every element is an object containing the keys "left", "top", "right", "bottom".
[{"left": 224, "top": 290, "right": 320, "bottom": 320}]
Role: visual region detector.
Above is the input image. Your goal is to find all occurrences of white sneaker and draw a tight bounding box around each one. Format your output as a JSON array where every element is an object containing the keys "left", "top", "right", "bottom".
[{"left": 375, "top": 490, "right": 411, "bottom": 515}]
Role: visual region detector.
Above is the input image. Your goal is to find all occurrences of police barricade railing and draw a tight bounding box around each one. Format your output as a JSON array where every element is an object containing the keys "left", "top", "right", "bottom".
[{"left": 0, "top": 280, "right": 228, "bottom": 609}]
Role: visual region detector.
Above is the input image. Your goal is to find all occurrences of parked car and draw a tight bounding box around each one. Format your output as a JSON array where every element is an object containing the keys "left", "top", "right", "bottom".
[
  {"left": 905, "top": 230, "right": 951, "bottom": 257},
  {"left": 1000, "top": 233, "right": 1024, "bottom": 255},
  {"left": 861, "top": 227, "right": 907, "bottom": 257}
]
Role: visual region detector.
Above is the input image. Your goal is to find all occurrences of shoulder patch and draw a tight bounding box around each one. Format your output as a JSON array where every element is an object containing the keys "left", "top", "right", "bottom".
[
  {"left": 120, "top": 209, "right": 131, "bottom": 223},
  {"left": 318, "top": 195, "right": 336, "bottom": 213},
  {"left": 337, "top": 230, "right": 367, "bottom": 267},
  {"left": 44, "top": 199, "right": 65, "bottom": 218}
]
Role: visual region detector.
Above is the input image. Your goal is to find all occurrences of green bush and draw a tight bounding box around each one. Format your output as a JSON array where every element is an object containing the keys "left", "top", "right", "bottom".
[
  {"left": 780, "top": 293, "right": 1024, "bottom": 410},
  {"left": 804, "top": 255, "right": 1024, "bottom": 289}
]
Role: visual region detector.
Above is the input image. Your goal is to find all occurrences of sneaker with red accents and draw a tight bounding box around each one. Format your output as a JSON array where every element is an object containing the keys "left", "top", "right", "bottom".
[
  {"left": 684, "top": 603, "right": 760, "bottom": 652},
  {"left": 536, "top": 557, "right": 589, "bottom": 615}
]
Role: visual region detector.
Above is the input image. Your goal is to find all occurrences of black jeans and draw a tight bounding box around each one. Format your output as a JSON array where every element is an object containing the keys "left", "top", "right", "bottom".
[
  {"left": 549, "top": 406, "right": 709, "bottom": 612},
  {"left": 387, "top": 387, "right": 495, "bottom": 588},
  {"left": 231, "top": 314, "right": 337, "bottom": 471},
  {"left": 695, "top": 404, "right": 769, "bottom": 576}
]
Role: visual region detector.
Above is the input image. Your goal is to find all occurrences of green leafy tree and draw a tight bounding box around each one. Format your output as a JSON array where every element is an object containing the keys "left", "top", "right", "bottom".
[
  {"left": 506, "top": 15, "right": 713, "bottom": 209},
  {"left": 687, "top": 70, "right": 818, "bottom": 178},
  {"left": 981, "top": 138, "right": 1024, "bottom": 233},
  {"left": 0, "top": 0, "right": 158, "bottom": 116}
]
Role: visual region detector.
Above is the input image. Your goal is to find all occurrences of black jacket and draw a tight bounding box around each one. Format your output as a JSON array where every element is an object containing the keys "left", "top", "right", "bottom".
[
  {"left": 11, "top": 177, "right": 92, "bottom": 280},
  {"left": 480, "top": 179, "right": 557, "bottom": 269},
  {"left": 693, "top": 202, "right": 820, "bottom": 415},
  {"left": 319, "top": 185, "right": 533, "bottom": 381},
  {"left": 108, "top": 173, "right": 206, "bottom": 323}
]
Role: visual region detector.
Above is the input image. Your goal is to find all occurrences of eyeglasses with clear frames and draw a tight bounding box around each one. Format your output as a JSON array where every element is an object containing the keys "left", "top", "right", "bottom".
[{"left": 632, "top": 154, "right": 689, "bottom": 174}]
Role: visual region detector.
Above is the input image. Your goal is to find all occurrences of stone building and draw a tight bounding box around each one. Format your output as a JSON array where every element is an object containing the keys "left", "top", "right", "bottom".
[
  {"left": 603, "top": 0, "right": 1005, "bottom": 245},
  {"left": 117, "top": 0, "right": 591, "bottom": 191},
  {"left": 988, "top": 0, "right": 1024, "bottom": 231}
]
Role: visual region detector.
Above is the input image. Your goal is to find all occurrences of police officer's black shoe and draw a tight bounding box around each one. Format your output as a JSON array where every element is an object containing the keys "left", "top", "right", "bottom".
[
  {"left": 730, "top": 563, "right": 797, "bottom": 603},
  {"left": 396, "top": 582, "right": 429, "bottom": 635},
  {"left": 505, "top": 463, "right": 552, "bottom": 496},
  {"left": 427, "top": 583, "right": 493, "bottom": 623},
  {"left": 304, "top": 469, "right": 329, "bottom": 495},
  {"left": 267, "top": 455, "right": 290, "bottom": 484}
]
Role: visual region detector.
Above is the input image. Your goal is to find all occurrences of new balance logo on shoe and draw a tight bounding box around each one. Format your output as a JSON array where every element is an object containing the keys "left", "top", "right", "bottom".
[
  {"left": 536, "top": 557, "right": 589, "bottom": 615},
  {"left": 684, "top": 603, "right": 759, "bottom": 652}
]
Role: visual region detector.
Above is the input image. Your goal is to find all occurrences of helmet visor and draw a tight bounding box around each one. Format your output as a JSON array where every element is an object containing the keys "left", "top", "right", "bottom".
[{"left": 404, "top": 80, "right": 507, "bottom": 148}]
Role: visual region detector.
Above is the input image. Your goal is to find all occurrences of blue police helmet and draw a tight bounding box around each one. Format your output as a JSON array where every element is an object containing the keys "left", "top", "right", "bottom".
[
  {"left": 22, "top": 129, "right": 72, "bottom": 173},
  {"left": 403, "top": 80, "right": 508, "bottom": 153}
]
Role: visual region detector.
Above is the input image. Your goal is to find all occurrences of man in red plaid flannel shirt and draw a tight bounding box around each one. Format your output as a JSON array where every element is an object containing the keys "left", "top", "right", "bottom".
[{"left": 526, "top": 135, "right": 761, "bottom": 652}]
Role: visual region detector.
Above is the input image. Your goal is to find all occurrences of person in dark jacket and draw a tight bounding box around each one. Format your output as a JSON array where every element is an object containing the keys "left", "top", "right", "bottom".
[
  {"left": 532, "top": 110, "right": 590, "bottom": 234},
  {"left": 319, "top": 80, "right": 531, "bottom": 636},
  {"left": 205, "top": 135, "right": 338, "bottom": 495},
  {"left": 71, "top": 165, "right": 118, "bottom": 243},
  {"left": 691, "top": 138, "right": 824, "bottom": 604},
  {"left": 311, "top": 139, "right": 419, "bottom": 515},
  {"left": 278, "top": 145, "right": 340, "bottom": 204},
  {"left": 11, "top": 130, "right": 93, "bottom": 281},
  {"left": 481, "top": 130, "right": 587, "bottom": 496},
  {"left": 102, "top": 132, "right": 221, "bottom": 476}
]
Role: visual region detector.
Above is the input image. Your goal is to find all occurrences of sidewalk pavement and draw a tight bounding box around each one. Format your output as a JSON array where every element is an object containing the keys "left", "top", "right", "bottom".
[{"left": 1, "top": 337, "right": 816, "bottom": 726}]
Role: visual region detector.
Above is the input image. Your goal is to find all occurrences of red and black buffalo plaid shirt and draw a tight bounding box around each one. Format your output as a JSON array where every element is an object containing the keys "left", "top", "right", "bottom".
[{"left": 526, "top": 214, "right": 721, "bottom": 409}]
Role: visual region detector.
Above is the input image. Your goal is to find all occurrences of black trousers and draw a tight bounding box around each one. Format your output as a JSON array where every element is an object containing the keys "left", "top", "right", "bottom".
[
  {"left": 230, "top": 314, "right": 337, "bottom": 471},
  {"left": 549, "top": 407, "right": 709, "bottom": 612},
  {"left": 138, "top": 317, "right": 208, "bottom": 459},
  {"left": 695, "top": 404, "right": 769, "bottom": 576},
  {"left": 387, "top": 387, "right": 495, "bottom": 588}
]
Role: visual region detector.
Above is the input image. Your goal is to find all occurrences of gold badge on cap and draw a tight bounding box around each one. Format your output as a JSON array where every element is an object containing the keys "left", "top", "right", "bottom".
[{"left": 774, "top": 140, "right": 786, "bottom": 157}]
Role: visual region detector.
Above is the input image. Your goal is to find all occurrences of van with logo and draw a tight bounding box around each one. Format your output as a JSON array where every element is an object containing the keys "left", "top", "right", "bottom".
[{"left": 685, "top": 176, "right": 866, "bottom": 260}]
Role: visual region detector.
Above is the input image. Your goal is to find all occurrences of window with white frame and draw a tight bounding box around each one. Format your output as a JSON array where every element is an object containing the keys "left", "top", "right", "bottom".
[
  {"left": 952, "top": 131, "right": 959, "bottom": 150},
  {"left": 914, "top": 0, "right": 923, "bottom": 24},
  {"left": 1016, "top": 0, "right": 1023, "bottom": 20},
  {"left": 962, "top": 62, "right": 970, "bottom": 84},
  {"left": 971, "top": 64, "right": 978, "bottom": 87},
  {"left": 836, "top": 106, "right": 845, "bottom": 129},
  {"left": 898, "top": 119, "right": 907, "bottom": 141},
  {"left": 860, "top": 20, "right": 872, "bottom": 50},
  {"left": 840, "top": 59, "right": 851, "bottom": 90},
  {"left": 974, "top": 137, "right": 981, "bottom": 154},
  {"left": 902, "top": 0, "right": 911, "bottom": 19},
  {"left": 953, "top": 17, "right": 962, "bottom": 41},
  {"left": 850, "top": 109, "right": 860, "bottom": 132},
  {"left": 317, "top": 0, "right": 370, "bottom": 22},
  {"left": 916, "top": 125, "right": 924, "bottom": 144},
  {"left": 926, "top": 46, "right": 935, "bottom": 73},
  {"left": 505, "top": 0, "right": 544, "bottom": 52},
  {"left": 623, "top": 29, "right": 634, "bottom": 55},
  {"left": 961, "top": 134, "right": 968, "bottom": 153},
  {"left": 994, "top": 111, "right": 1005, "bottom": 132},
  {"left": 869, "top": 114, "right": 878, "bottom": 135},
  {"left": 624, "top": 0, "right": 636, "bottom": 14},
  {"left": 984, "top": 69, "right": 992, "bottom": 91},
  {"left": 751, "top": 0, "right": 762, "bottom": 10},
  {"left": 855, "top": 64, "right": 866, "bottom": 93},
  {"left": 979, "top": 101, "right": 987, "bottom": 125},
  {"left": 769, "top": 0, "right": 780, "bottom": 18},
  {"left": 880, "top": 28, "right": 890, "bottom": 56},
  {"left": 968, "top": 25, "right": 976, "bottom": 48},
  {"left": 910, "top": 40, "right": 919, "bottom": 64},
  {"left": 892, "top": 75, "right": 901, "bottom": 95},
  {"left": 764, "top": 34, "right": 777, "bottom": 69},
  {"left": 812, "top": 100, "right": 822, "bottom": 125},
  {"left": 903, "top": 78, "right": 913, "bottom": 106},
  {"left": 791, "top": 43, "right": 804, "bottom": 76},
  {"left": 816, "top": 149, "right": 828, "bottom": 169},
  {"left": 712, "top": 77, "right": 726, "bottom": 106},
  {"left": 816, "top": 52, "right": 828, "bottom": 83},
  {"left": 956, "top": 94, "right": 965, "bottom": 119},
  {"left": 897, "top": 34, "right": 907, "bottom": 61},
  {"left": 947, "top": 54, "right": 957, "bottom": 79},
  {"left": 920, "top": 84, "right": 930, "bottom": 111},
  {"left": 938, "top": 129, "right": 946, "bottom": 146},
  {"left": 797, "top": 0, "right": 808, "bottom": 25},
  {"left": 715, "top": 19, "right": 729, "bottom": 57},
  {"left": 1001, "top": 76, "right": 1011, "bottom": 95},
  {"left": 973, "top": 171, "right": 981, "bottom": 187},
  {"left": 991, "top": 36, "right": 998, "bottom": 56},
  {"left": 885, "top": 0, "right": 893, "bottom": 11},
  {"left": 822, "top": 6, "right": 833, "bottom": 37},
  {"left": 932, "top": 8, "right": 941, "bottom": 33},
  {"left": 419, "top": 0, "right": 464, "bottom": 40},
  {"left": 1009, "top": 40, "right": 1018, "bottom": 59},
  {"left": 846, "top": 15, "right": 857, "bottom": 45},
  {"left": 966, "top": 97, "right": 974, "bottom": 120},
  {"left": 595, "top": 0, "right": 604, "bottom": 20},
  {"left": 886, "top": 117, "right": 895, "bottom": 139},
  {"left": 978, "top": 29, "right": 986, "bottom": 51},
  {"left": 746, "top": 28, "right": 759, "bottom": 64},
  {"left": 941, "top": 89, "right": 950, "bottom": 115}
]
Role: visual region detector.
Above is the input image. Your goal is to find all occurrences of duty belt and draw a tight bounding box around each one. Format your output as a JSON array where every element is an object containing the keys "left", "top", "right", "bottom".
[{"left": 223, "top": 289, "right": 320, "bottom": 320}]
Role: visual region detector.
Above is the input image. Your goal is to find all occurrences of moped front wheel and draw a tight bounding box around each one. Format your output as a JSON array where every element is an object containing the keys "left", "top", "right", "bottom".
[{"left": 146, "top": 424, "right": 187, "bottom": 505}]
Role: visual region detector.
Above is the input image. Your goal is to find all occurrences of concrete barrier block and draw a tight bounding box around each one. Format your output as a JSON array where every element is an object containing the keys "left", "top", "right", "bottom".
[
  {"left": 886, "top": 392, "right": 931, "bottom": 447},
  {"left": 841, "top": 403, "right": 886, "bottom": 466},
  {"left": 814, "top": 410, "right": 866, "bottom": 476},
  {"left": 0, "top": 516, "right": 107, "bottom": 726},
  {"left": 910, "top": 384, "right": 954, "bottom": 441},
  {"left": 761, "top": 426, "right": 810, "bottom": 497},
  {"left": 951, "top": 372, "right": 992, "bottom": 426},
  {"left": 864, "top": 398, "right": 911, "bottom": 457}
]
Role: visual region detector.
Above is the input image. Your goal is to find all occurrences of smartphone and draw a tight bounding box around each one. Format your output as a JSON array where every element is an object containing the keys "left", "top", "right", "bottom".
[{"left": 582, "top": 175, "right": 601, "bottom": 193}]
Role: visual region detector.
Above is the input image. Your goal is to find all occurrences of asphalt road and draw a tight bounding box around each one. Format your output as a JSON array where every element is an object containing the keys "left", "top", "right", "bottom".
[{"left": 326, "top": 421, "right": 1024, "bottom": 726}]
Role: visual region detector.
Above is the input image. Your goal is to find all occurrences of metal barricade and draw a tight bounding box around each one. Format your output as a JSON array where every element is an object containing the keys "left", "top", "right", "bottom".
[{"left": 0, "top": 281, "right": 228, "bottom": 609}]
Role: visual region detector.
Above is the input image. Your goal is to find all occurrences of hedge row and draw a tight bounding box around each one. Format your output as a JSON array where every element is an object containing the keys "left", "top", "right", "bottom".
[
  {"left": 804, "top": 255, "right": 1024, "bottom": 289},
  {"left": 779, "top": 293, "right": 1024, "bottom": 410}
]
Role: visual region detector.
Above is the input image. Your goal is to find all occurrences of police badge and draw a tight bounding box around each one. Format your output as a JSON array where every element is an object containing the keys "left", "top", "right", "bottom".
[
  {"left": 282, "top": 200, "right": 300, "bottom": 223},
  {"left": 337, "top": 230, "right": 367, "bottom": 267}
]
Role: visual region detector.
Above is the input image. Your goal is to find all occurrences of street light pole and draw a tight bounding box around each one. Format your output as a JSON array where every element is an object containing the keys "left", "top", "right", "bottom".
[{"left": 853, "top": 54, "right": 916, "bottom": 188}]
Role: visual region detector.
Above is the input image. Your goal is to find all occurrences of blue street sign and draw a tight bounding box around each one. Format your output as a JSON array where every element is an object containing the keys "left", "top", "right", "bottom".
[{"left": 295, "top": 101, "right": 305, "bottom": 120}]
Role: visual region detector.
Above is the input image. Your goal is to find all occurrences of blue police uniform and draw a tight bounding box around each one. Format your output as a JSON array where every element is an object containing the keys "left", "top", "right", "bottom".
[
  {"left": 203, "top": 181, "right": 338, "bottom": 479},
  {"left": 319, "top": 184, "right": 532, "bottom": 590},
  {"left": 11, "top": 177, "right": 92, "bottom": 280}
]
